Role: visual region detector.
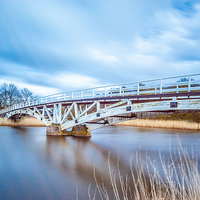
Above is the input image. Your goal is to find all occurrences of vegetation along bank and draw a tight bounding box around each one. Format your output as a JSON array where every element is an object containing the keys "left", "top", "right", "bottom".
[{"left": 116, "top": 112, "right": 200, "bottom": 131}]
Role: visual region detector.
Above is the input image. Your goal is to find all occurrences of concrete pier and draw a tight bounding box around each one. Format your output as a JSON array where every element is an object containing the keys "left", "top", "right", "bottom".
[
  {"left": 71, "top": 125, "right": 91, "bottom": 137},
  {"left": 46, "top": 124, "right": 61, "bottom": 136},
  {"left": 46, "top": 124, "right": 91, "bottom": 137}
]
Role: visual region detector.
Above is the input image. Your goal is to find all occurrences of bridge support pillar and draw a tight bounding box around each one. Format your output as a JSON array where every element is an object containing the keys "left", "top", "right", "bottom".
[
  {"left": 71, "top": 125, "right": 91, "bottom": 137},
  {"left": 46, "top": 124, "right": 91, "bottom": 137},
  {"left": 46, "top": 124, "right": 62, "bottom": 136}
]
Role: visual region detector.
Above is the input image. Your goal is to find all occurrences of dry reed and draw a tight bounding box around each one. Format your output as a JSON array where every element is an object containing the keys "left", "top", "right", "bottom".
[
  {"left": 116, "top": 119, "right": 200, "bottom": 131},
  {"left": 0, "top": 117, "right": 46, "bottom": 127},
  {"left": 90, "top": 147, "right": 200, "bottom": 200}
]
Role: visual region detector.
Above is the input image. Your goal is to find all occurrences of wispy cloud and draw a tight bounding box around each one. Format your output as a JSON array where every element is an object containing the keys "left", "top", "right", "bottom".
[
  {"left": 54, "top": 73, "right": 100, "bottom": 90},
  {"left": 0, "top": 0, "right": 199, "bottom": 95},
  {"left": 88, "top": 48, "right": 119, "bottom": 63}
]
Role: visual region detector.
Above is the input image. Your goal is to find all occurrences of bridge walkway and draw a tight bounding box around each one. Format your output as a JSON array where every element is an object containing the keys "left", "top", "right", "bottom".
[{"left": 0, "top": 73, "right": 200, "bottom": 136}]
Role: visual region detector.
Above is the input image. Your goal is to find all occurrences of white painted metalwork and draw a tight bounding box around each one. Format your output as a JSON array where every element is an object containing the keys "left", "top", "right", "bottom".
[
  {"left": 3, "top": 98, "right": 200, "bottom": 131},
  {"left": 1, "top": 73, "right": 200, "bottom": 133},
  {"left": 61, "top": 99, "right": 200, "bottom": 130},
  {"left": 0, "top": 73, "right": 200, "bottom": 115}
]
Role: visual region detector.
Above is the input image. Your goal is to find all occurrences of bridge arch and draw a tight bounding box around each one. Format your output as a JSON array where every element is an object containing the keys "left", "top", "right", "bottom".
[{"left": 5, "top": 109, "right": 51, "bottom": 126}]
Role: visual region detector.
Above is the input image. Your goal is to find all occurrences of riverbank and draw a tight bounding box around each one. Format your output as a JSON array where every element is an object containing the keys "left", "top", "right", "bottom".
[
  {"left": 0, "top": 117, "right": 46, "bottom": 127},
  {"left": 115, "top": 119, "right": 200, "bottom": 131},
  {"left": 115, "top": 112, "right": 200, "bottom": 131},
  {"left": 0, "top": 113, "right": 200, "bottom": 131}
]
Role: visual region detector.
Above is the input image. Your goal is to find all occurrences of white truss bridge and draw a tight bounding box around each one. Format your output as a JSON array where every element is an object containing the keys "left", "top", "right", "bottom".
[{"left": 0, "top": 73, "right": 200, "bottom": 136}]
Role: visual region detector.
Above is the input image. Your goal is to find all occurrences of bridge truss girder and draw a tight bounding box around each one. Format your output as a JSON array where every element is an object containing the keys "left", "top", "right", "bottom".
[{"left": 4, "top": 98, "right": 200, "bottom": 135}]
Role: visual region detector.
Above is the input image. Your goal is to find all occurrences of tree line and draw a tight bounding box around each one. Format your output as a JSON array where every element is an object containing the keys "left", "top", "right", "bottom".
[{"left": 0, "top": 83, "right": 38, "bottom": 109}]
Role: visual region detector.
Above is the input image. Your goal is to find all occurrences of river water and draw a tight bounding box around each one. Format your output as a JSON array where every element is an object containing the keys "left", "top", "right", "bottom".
[{"left": 0, "top": 125, "right": 200, "bottom": 200}]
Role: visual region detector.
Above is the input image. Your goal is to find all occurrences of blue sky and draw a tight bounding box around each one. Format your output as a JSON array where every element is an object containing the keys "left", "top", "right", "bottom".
[{"left": 0, "top": 0, "right": 200, "bottom": 95}]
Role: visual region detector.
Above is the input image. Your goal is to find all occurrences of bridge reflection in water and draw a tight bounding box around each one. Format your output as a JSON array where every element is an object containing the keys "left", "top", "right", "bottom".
[{"left": 0, "top": 126, "right": 200, "bottom": 199}]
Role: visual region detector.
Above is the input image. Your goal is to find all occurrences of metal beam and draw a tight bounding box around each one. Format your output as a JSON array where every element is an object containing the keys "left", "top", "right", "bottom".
[
  {"left": 77, "top": 101, "right": 97, "bottom": 119},
  {"left": 61, "top": 99, "right": 200, "bottom": 130},
  {"left": 60, "top": 103, "right": 74, "bottom": 124},
  {"left": 44, "top": 105, "right": 53, "bottom": 122}
]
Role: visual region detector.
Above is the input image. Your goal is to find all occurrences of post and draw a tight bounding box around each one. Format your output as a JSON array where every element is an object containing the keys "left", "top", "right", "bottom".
[
  {"left": 137, "top": 82, "right": 139, "bottom": 95},
  {"left": 53, "top": 104, "right": 57, "bottom": 123},
  {"left": 160, "top": 79, "right": 162, "bottom": 94},
  {"left": 52, "top": 103, "right": 61, "bottom": 123},
  {"left": 119, "top": 85, "right": 122, "bottom": 96},
  {"left": 97, "top": 101, "right": 100, "bottom": 111},
  {"left": 188, "top": 75, "right": 191, "bottom": 92},
  {"left": 57, "top": 103, "right": 62, "bottom": 122},
  {"left": 81, "top": 90, "right": 83, "bottom": 99},
  {"left": 74, "top": 103, "right": 78, "bottom": 118}
]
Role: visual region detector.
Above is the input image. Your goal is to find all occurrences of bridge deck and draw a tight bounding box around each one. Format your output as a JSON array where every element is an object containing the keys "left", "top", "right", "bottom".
[
  {"left": 1, "top": 73, "right": 200, "bottom": 136},
  {"left": 0, "top": 73, "right": 200, "bottom": 115}
]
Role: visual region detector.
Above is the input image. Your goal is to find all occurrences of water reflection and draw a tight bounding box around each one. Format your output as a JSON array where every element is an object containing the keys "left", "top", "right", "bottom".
[
  {"left": 44, "top": 136, "right": 134, "bottom": 185},
  {"left": 43, "top": 135, "right": 146, "bottom": 199},
  {"left": 0, "top": 126, "right": 200, "bottom": 199},
  {"left": 11, "top": 126, "right": 28, "bottom": 134}
]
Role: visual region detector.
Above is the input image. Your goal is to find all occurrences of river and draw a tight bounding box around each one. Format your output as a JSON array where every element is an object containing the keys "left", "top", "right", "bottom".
[{"left": 0, "top": 125, "right": 199, "bottom": 199}]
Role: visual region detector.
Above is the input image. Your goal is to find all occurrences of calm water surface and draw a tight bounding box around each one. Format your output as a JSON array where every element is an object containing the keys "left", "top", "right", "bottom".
[{"left": 0, "top": 126, "right": 200, "bottom": 200}]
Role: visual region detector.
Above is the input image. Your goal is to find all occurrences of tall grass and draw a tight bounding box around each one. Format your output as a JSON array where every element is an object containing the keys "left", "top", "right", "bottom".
[
  {"left": 116, "top": 119, "right": 200, "bottom": 131},
  {"left": 89, "top": 147, "right": 200, "bottom": 200},
  {"left": 0, "top": 117, "right": 46, "bottom": 127}
]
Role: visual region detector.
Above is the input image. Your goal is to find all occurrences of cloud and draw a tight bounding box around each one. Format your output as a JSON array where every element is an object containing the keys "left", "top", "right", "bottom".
[
  {"left": 0, "top": 0, "right": 200, "bottom": 95},
  {"left": 0, "top": 59, "right": 101, "bottom": 94},
  {"left": 54, "top": 73, "right": 100, "bottom": 90},
  {"left": 0, "top": 77, "right": 59, "bottom": 96},
  {"left": 88, "top": 48, "right": 119, "bottom": 63},
  {"left": 127, "top": 54, "right": 160, "bottom": 66}
]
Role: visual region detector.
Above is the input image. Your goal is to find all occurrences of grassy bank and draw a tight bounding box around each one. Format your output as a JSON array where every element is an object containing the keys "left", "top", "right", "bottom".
[
  {"left": 148, "top": 112, "right": 200, "bottom": 123},
  {"left": 116, "top": 112, "right": 200, "bottom": 131},
  {"left": 116, "top": 119, "right": 200, "bottom": 131},
  {"left": 1, "top": 112, "right": 200, "bottom": 130},
  {"left": 0, "top": 117, "right": 46, "bottom": 127}
]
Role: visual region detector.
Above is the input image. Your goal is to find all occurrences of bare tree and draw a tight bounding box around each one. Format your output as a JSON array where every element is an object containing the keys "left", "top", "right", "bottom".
[
  {"left": 0, "top": 83, "right": 21, "bottom": 108},
  {"left": 8, "top": 83, "right": 21, "bottom": 106},
  {"left": 0, "top": 83, "right": 39, "bottom": 109},
  {"left": 20, "top": 88, "right": 33, "bottom": 104},
  {"left": 0, "top": 83, "right": 9, "bottom": 108}
]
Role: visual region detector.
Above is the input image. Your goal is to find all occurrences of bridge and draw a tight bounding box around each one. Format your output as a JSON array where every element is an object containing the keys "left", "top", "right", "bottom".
[{"left": 0, "top": 73, "right": 200, "bottom": 137}]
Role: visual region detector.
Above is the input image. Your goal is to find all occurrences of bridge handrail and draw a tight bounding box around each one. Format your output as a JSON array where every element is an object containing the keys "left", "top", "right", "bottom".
[
  {"left": 0, "top": 73, "right": 200, "bottom": 114},
  {"left": 36, "top": 73, "right": 200, "bottom": 98}
]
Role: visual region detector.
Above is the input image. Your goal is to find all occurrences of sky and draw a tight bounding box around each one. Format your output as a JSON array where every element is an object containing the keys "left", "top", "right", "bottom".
[{"left": 0, "top": 0, "right": 200, "bottom": 96}]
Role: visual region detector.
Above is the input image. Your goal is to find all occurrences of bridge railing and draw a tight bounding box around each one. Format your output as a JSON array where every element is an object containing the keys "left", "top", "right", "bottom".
[{"left": 0, "top": 73, "right": 200, "bottom": 114}]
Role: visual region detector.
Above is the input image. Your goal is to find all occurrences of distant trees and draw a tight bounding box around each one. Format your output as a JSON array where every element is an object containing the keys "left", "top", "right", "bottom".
[
  {"left": 0, "top": 83, "right": 38, "bottom": 109},
  {"left": 20, "top": 88, "right": 33, "bottom": 104}
]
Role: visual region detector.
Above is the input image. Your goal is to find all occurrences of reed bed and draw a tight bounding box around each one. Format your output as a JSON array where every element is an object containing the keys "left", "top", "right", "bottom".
[
  {"left": 90, "top": 147, "right": 200, "bottom": 200},
  {"left": 0, "top": 117, "right": 46, "bottom": 127},
  {"left": 116, "top": 119, "right": 200, "bottom": 131}
]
